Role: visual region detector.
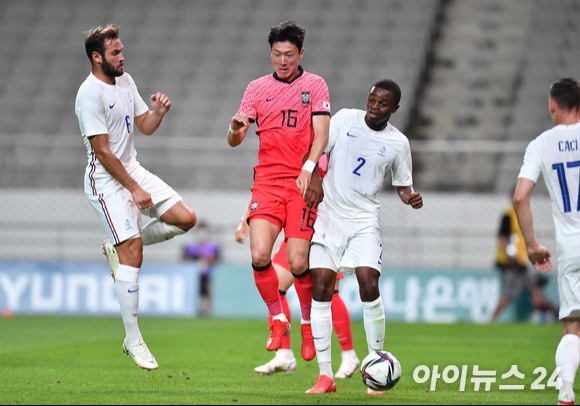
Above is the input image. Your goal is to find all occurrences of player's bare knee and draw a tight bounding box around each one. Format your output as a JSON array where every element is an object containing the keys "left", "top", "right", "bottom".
[
  {"left": 251, "top": 251, "right": 272, "bottom": 268},
  {"left": 163, "top": 203, "right": 196, "bottom": 232},
  {"left": 127, "top": 246, "right": 144, "bottom": 266},
  {"left": 181, "top": 209, "right": 197, "bottom": 231},
  {"left": 117, "top": 238, "right": 144, "bottom": 268},
  {"left": 288, "top": 259, "right": 309, "bottom": 276},
  {"left": 313, "top": 284, "right": 334, "bottom": 302},
  {"left": 359, "top": 280, "right": 380, "bottom": 302}
]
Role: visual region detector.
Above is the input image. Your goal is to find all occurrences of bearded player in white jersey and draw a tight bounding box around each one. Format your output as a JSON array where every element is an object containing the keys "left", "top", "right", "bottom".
[
  {"left": 305, "top": 79, "right": 423, "bottom": 394},
  {"left": 514, "top": 77, "right": 580, "bottom": 406},
  {"left": 75, "top": 25, "right": 197, "bottom": 370}
]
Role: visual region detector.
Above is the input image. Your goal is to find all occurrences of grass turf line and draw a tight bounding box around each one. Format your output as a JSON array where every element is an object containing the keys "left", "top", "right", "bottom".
[{"left": 0, "top": 316, "right": 566, "bottom": 405}]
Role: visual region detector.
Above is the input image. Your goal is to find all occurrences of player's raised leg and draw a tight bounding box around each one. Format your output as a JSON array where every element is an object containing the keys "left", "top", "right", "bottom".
[
  {"left": 287, "top": 237, "right": 316, "bottom": 361},
  {"left": 254, "top": 291, "right": 297, "bottom": 374},
  {"left": 250, "top": 219, "right": 290, "bottom": 351},
  {"left": 140, "top": 199, "right": 196, "bottom": 245}
]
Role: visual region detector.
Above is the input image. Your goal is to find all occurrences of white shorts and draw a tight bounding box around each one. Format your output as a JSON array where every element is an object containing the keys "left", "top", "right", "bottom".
[
  {"left": 557, "top": 256, "right": 580, "bottom": 319},
  {"left": 86, "top": 165, "right": 181, "bottom": 244},
  {"left": 309, "top": 212, "right": 382, "bottom": 275}
]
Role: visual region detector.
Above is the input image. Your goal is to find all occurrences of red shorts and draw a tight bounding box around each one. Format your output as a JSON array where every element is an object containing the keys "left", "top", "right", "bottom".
[
  {"left": 273, "top": 240, "right": 344, "bottom": 280},
  {"left": 249, "top": 178, "right": 317, "bottom": 241}
]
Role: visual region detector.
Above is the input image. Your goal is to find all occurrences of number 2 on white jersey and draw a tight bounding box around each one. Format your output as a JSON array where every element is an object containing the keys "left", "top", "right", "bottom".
[{"left": 353, "top": 157, "right": 366, "bottom": 176}]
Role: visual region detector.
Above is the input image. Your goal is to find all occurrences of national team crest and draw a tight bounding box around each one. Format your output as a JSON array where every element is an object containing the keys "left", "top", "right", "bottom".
[
  {"left": 251, "top": 201, "right": 258, "bottom": 211},
  {"left": 301, "top": 91, "right": 310, "bottom": 105}
]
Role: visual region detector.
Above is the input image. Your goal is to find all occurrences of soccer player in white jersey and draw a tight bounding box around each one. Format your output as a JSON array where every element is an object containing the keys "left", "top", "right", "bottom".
[
  {"left": 305, "top": 79, "right": 423, "bottom": 394},
  {"left": 514, "top": 77, "right": 580, "bottom": 406},
  {"left": 75, "top": 25, "right": 197, "bottom": 370}
]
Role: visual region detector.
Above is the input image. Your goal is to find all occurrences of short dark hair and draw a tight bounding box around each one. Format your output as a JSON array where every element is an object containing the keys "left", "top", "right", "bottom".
[
  {"left": 371, "top": 79, "right": 401, "bottom": 105},
  {"left": 549, "top": 77, "right": 580, "bottom": 111},
  {"left": 84, "top": 24, "right": 120, "bottom": 61},
  {"left": 268, "top": 21, "right": 305, "bottom": 51}
]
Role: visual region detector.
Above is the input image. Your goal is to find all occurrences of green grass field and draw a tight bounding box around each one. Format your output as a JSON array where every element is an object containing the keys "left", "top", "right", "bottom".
[{"left": 0, "top": 316, "right": 567, "bottom": 405}]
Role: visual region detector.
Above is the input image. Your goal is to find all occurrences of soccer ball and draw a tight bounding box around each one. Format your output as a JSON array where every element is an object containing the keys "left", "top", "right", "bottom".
[{"left": 360, "top": 351, "right": 402, "bottom": 391}]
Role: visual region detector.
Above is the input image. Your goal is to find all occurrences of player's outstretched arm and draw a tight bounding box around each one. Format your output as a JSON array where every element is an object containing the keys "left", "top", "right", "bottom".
[
  {"left": 513, "top": 178, "right": 552, "bottom": 273},
  {"left": 227, "top": 112, "right": 250, "bottom": 147},
  {"left": 397, "top": 186, "right": 423, "bottom": 209},
  {"left": 297, "top": 114, "right": 329, "bottom": 196}
]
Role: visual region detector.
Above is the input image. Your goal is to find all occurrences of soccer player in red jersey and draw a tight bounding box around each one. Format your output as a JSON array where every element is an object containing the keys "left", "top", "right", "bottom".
[{"left": 227, "top": 21, "right": 330, "bottom": 361}]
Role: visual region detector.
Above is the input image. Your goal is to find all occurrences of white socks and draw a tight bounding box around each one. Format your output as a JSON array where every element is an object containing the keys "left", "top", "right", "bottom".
[
  {"left": 556, "top": 333, "right": 580, "bottom": 401},
  {"left": 342, "top": 349, "right": 358, "bottom": 361},
  {"left": 276, "top": 349, "right": 295, "bottom": 361},
  {"left": 311, "top": 299, "right": 333, "bottom": 378},
  {"left": 141, "top": 218, "right": 185, "bottom": 246},
  {"left": 363, "top": 296, "right": 385, "bottom": 354},
  {"left": 114, "top": 264, "right": 142, "bottom": 340},
  {"left": 311, "top": 297, "right": 385, "bottom": 379}
]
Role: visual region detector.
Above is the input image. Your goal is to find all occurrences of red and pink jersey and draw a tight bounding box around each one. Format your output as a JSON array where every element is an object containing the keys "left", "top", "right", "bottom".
[{"left": 239, "top": 67, "right": 331, "bottom": 183}]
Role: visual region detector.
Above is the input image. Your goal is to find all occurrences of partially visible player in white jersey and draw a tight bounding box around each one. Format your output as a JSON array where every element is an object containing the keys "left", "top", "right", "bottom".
[
  {"left": 75, "top": 24, "right": 197, "bottom": 370},
  {"left": 305, "top": 79, "right": 423, "bottom": 394},
  {"left": 514, "top": 77, "right": 580, "bottom": 406}
]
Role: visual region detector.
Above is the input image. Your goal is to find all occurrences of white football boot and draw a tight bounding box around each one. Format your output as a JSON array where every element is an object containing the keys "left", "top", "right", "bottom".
[
  {"left": 335, "top": 351, "right": 360, "bottom": 378},
  {"left": 254, "top": 350, "right": 297, "bottom": 375},
  {"left": 101, "top": 239, "right": 119, "bottom": 281},
  {"left": 122, "top": 338, "right": 159, "bottom": 370},
  {"left": 558, "top": 391, "right": 575, "bottom": 405}
]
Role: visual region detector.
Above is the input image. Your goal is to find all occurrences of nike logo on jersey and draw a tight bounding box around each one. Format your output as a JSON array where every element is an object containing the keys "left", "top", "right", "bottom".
[
  {"left": 347, "top": 132, "right": 357, "bottom": 137},
  {"left": 266, "top": 97, "right": 276, "bottom": 102},
  {"left": 109, "top": 103, "right": 116, "bottom": 109},
  {"left": 128, "top": 288, "right": 139, "bottom": 293}
]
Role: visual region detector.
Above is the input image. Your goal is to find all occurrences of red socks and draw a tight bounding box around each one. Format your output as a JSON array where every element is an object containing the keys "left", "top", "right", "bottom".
[
  {"left": 332, "top": 291, "right": 354, "bottom": 351},
  {"left": 253, "top": 262, "right": 283, "bottom": 317},
  {"left": 293, "top": 270, "right": 313, "bottom": 322}
]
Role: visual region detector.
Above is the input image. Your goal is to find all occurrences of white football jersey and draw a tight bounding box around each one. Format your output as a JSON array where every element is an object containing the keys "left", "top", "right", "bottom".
[
  {"left": 518, "top": 122, "right": 580, "bottom": 260},
  {"left": 319, "top": 108, "right": 413, "bottom": 223},
  {"left": 75, "top": 72, "right": 149, "bottom": 195}
]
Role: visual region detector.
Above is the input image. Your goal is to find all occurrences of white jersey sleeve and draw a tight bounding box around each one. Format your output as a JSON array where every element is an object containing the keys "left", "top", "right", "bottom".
[
  {"left": 518, "top": 139, "right": 543, "bottom": 184},
  {"left": 76, "top": 95, "right": 109, "bottom": 137},
  {"left": 391, "top": 134, "right": 413, "bottom": 187}
]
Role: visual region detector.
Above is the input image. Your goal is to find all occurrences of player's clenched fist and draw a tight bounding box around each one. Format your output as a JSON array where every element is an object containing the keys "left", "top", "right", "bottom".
[
  {"left": 408, "top": 192, "right": 423, "bottom": 209},
  {"left": 151, "top": 92, "right": 171, "bottom": 114}
]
